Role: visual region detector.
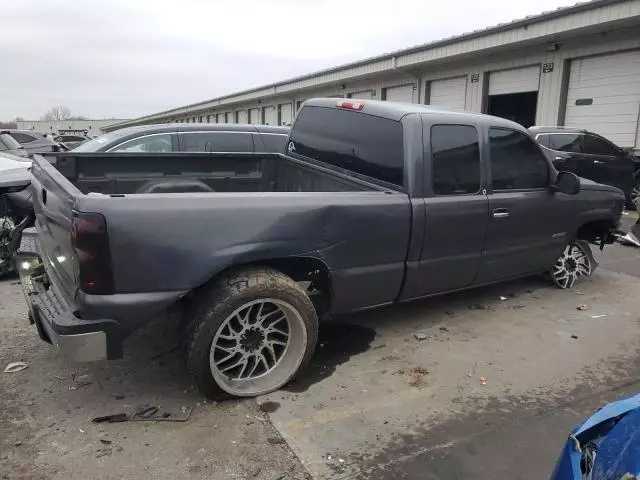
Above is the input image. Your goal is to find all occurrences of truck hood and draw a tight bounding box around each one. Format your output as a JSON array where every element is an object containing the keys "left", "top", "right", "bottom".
[{"left": 579, "top": 177, "right": 625, "bottom": 197}]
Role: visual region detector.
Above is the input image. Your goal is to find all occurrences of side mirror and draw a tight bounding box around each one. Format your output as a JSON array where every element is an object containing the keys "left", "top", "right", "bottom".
[{"left": 552, "top": 171, "right": 580, "bottom": 195}]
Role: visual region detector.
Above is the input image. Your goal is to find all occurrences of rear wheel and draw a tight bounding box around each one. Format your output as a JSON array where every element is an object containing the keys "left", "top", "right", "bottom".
[
  {"left": 186, "top": 267, "right": 318, "bottom": 399},
  {"left": 550, "top": 240, "right": 595, "bottom": 289}
]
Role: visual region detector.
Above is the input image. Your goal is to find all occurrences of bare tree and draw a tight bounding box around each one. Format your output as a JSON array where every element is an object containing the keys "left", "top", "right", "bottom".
[{"left": 41, "top": 106, "right": 72, "bottom": 121}]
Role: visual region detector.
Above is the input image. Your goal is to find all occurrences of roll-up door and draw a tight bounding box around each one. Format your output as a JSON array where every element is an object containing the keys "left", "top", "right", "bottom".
[
  {"left": 428, "top": 76, "right": 467, "bottom": 110},
  {"left": 263, "top": 106, "right": 276, "bottom": 125},
  {"left": 384, "top": 84, "right": 415, "bottom": 103},
  {"left": 249, "top": 108, "right": 260, "bottom": 124},
  {"left": 565, "top": 51, "right": 640, "bottom": 148},
  {"left": 216, "top": 113, "right": 224, "bottom": 123},
  {"left": 489, "top": 66, "right": 540, "bottom": 95},
  {"left": 279, "top": 103, "right": 293, "bottom": 125},
  {"left": 348, "top": 90, "right": 375, "bottom": 100},
  {"left": 237, "top": 110, "right": 248, "bottom": 124}
]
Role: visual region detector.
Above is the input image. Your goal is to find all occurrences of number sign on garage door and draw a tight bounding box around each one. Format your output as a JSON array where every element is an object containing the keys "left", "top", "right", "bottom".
[
  {"left": 279, "top": 103, "right": 293, "bottom": 125},
  {"left": 489, "top": 65, "right": 540, "bottom": 95},
  {"left": 565, "top": 50, "right": 640, "bottom": 148},
  {"left": 263, "top": 106, "right": 276, "bottom": 125},
  {"left": 384, "top": 84, "right": 415, "bottom": 103},
  {"left": 237, "top": 110, "right": 249, "bottom": 124},
  {"left": 348, "top": 90, "right": 375, "bottom": 100},
  {"left": 428, "top": 76, "right": 467, "bottom": 110}
]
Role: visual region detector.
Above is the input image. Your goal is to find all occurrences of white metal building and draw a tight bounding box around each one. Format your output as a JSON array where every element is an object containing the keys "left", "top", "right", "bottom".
[
  {"left": 17, "top": 119, "right": 129, "bottom": 136},
  {"left": 106, "top": 0, "right": 640, "bottom": 152}
]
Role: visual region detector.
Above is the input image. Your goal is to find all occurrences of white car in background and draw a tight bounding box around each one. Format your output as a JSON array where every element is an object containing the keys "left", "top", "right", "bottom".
[{"left": 0, "top": 152, "right": 32, "bottom": 276}]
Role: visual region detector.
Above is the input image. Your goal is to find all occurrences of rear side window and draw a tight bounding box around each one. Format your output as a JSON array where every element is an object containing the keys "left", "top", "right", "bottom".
[
  {"left": 582, "top": 134, "right": 619, "bottom": 156},
  {"left": 258, "top": 133, "right": 287, "bottom": 153},
  {"left": 431, "top": 125, "right": 481, "bottom": 195},
  {"left": 10, "top": 132, "right": 37, "bottom": 143},
  {"left": 288, "top": 106, "right": 404, "bottom": 186},
  {"left": 181, "top": 132, "right": 253, "bottom": 152},
  {"left": 547, "top": 133, "right": 582, "bottom": 153},
  {"left": 489, "top": 128, "right": 549, "bottom": 190}
]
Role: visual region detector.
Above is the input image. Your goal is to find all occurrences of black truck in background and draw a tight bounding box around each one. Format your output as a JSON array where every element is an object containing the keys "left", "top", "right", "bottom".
[{"left": 15, "top": 99, "right": 624, "bottom": 399}]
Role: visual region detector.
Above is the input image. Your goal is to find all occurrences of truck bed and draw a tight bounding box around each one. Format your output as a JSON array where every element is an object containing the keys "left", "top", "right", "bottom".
[{"left": 43, "top": 152, "right": 384, "bottom": 195}]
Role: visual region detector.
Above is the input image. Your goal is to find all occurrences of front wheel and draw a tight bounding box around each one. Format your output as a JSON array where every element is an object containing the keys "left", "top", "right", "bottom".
[
  {"left": 550, "top": 240, "right": 596, "bottom": 289},
  {"left": 186, "top": 267, "right": 318, "bottom": 399}
]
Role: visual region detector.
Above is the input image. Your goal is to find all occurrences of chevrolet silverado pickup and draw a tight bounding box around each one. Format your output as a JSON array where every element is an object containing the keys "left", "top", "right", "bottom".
[{"left": 16, "top": 99, "right": 625, "bottom": 399}]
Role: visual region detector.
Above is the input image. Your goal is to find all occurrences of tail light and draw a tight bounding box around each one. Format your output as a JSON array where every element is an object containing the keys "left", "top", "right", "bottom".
[{"left": 71, "top": 211, "right": 114, "bottom": 295}]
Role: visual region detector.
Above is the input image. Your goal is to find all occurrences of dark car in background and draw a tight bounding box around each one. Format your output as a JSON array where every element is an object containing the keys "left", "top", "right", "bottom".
[
  {"left": 3, "top": 129, "right": 60, "bottom": 154},
  {"left": 73, "top": 123, "right": 290, "bottom": 154},
  {"left": 530, "top": 126, "right": 635, "bottom": 207}
]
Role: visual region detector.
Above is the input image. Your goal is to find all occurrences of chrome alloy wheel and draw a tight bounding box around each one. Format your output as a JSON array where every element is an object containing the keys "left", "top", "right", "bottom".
[
  {"left": 209, "top": 298, "right": 308, "bottom": 396},
  {"left": 551, "top": 242, "right": 593, "bottom": 289}
]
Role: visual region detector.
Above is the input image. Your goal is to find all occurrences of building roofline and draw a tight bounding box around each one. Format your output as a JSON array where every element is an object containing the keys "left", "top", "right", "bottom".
[{"left": 108, "top": 0, "right": 629, "bottom": 130}]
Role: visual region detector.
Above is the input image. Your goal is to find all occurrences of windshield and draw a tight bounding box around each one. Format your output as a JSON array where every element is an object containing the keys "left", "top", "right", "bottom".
[
  {"left": 0, "top": 133, "right": 23, "bottom": 151},
  {"left": 72, "top": 131, "right": 128, "bottom": 152}
]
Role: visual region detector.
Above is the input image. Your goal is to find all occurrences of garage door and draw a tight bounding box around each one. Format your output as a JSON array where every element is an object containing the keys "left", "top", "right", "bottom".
[
  {"left": 565, "top": 50, "right": 640, "bottom": 148},
  {"left": 226, "top": 112, "right": 234, "bottom": 124},
  {"left": 249, "top": 108, "right": 260, "bottom": 124},
  {"left": 279, "top": 103, "right": 293, "bottom": 125},
  {"left": 264, "top": 106, "right": 276, "bottom": 125},
  {"left": 237, "top": 110, "right": 248, "bottom": 124},
  {"left": 216, "top": 113, "right": 224, "bottom": 123},
  {"left": 428, "top": 76, "right": 467, "bottom": 110},
  {"left": 384, "top": 84, "right": 415, "bottom": 103},
  {"left": 348, "top": 90, "right": 375, "bottom": 100},
  {"left": 489, "top": 66, "right": 540, "bottom": 95}
]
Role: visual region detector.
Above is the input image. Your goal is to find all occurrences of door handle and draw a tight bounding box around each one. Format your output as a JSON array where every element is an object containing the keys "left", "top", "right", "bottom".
[
  {"left": 492, "top": 209, "right": 510, "bottom": 219},
  {"left": 593, "top": 160, "right": 603, "bottom": 164},
  {"left": 554, "top": 156, "right": 565, "bottom": 161}
]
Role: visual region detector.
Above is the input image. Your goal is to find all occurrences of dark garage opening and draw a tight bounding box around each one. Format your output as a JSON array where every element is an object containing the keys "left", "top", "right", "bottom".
[{"left": 487, "top": 92, "right": 538, "bottom": 127}]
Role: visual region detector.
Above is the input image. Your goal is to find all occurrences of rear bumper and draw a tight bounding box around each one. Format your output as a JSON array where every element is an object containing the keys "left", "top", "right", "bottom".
[{"left": 16, "top": 236, "right": 122, "bottom": 361}]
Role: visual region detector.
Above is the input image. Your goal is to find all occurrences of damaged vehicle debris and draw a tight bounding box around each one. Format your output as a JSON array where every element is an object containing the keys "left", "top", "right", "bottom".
[{"left": 12, "top": 99, "right": 625, "bottom": 399}]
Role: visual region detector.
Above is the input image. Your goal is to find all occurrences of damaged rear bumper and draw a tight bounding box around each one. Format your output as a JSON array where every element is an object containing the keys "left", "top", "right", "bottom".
[{"left": 15, "top": 229, "right": 121, "bottom": 361}]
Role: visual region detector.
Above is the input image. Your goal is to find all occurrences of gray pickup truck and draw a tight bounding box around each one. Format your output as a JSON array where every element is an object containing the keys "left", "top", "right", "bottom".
[{"left": 15, "top": 99, "right": 625, "bottom": 399}]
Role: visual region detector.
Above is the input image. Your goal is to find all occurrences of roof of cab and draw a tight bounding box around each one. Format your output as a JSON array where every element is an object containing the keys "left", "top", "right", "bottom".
[
  {"left": 109, "top": 123, "right": 289, "bottom": 136},
  {"left": 303, "top": 98, "right": 528, "bottom": 131}
]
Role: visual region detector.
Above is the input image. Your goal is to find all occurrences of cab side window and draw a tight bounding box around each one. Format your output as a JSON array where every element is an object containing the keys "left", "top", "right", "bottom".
[
  {"left": 489, "top": 128, "right": 549, "bottom": 190},
  {"left": 431, "top": 125, "right": 481, "bottom": 195}
]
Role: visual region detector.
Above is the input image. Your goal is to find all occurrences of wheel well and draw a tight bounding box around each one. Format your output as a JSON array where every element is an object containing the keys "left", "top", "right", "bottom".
[
  {"left": 193, "top": 257, "right": 332, "bottom": 316},
  {"left": 576, "top": 219, "right": 616, "bottom": 245}
]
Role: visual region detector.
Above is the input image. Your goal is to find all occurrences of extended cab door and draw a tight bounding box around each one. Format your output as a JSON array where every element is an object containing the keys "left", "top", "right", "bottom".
[
  {"left": 400, "top": 122, "right": 489, "bottom": 299},
  {"left": 477, "top": 128, "right": 570, "bottom": 283}
]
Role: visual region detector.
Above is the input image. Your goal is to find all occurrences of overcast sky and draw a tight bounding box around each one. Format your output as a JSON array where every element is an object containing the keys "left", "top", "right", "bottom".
[{"left": 1, "top": 0, "right": 580, "bottom": 121}]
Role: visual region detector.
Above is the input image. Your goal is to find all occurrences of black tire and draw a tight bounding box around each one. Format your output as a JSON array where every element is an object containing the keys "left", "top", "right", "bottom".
[{"left": 186, "top": 267, "right": 318, "bottom": 400}]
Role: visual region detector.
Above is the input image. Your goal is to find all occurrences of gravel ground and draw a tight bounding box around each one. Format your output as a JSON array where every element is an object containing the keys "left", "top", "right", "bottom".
[{"left": 0, "top": 278, "right": 309, "bottom": 480}]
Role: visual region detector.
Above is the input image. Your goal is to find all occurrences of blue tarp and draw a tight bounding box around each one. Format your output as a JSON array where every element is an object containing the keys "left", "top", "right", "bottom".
[{"left": 551, "top": 393, "right": 640, "bottom": 479}]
